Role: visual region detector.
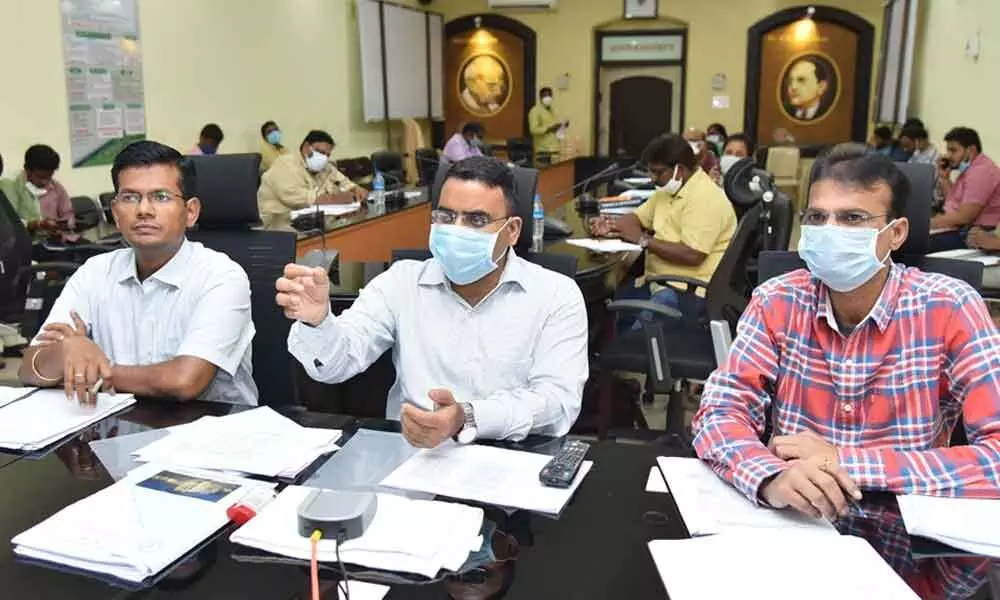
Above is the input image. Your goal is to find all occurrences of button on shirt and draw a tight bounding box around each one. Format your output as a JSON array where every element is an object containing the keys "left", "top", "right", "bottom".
[
  {"left": 287, "top": 252, "right": 589, "bottom": 440},
  {"left": 35, "top": 240, "right": 258, "bottom": 405},
  {"left": 692, "top": 264, "right": 1000, "bottom": 599}
]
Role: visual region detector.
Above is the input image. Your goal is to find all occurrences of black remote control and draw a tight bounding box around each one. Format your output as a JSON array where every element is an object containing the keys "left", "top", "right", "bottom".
[{"left": 539, "top": 440, "right": 590, "bottom": 488}]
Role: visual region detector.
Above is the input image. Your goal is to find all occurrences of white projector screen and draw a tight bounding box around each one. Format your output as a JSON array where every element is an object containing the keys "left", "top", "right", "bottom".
[{"left": 356, "top": 0, "right": 443, "bottom": 122}]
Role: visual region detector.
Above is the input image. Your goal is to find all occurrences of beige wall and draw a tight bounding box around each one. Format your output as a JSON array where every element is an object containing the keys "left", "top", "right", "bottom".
[
  {"left": 910, "top": 0, "right": 999, "bottom": 154},
  {"left": 430, "top": 0, "right": 882, "bottom": 153},
  {"left": 0, "top": 0, "right": 428, "bottom": 197}
]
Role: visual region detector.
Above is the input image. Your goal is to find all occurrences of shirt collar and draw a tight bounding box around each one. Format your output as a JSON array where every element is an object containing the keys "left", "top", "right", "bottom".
[
  {"left": 117, "top": 238, "right": 192, "bottom": 287},
  {"left": 418, "top": 248, "right": 529, "bottom": 292},
  {"left": 814, "top": 262, "right": 902, "bottom": 334}
]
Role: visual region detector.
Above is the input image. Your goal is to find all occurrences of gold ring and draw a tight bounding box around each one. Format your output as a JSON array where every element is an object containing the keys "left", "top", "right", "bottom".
[{"left": 74, "top": 372, "right": 84, "bottom": 380}]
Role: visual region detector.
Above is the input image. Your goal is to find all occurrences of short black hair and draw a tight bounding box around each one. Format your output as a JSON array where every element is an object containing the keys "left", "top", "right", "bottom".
[
  {"left": 873, "top": 126, "right": 893, "bottom": 142},
  {"left": 899, "top": 123, "right": 928, "bottom": 142},
  {"left": 302, "top": 130, "right": 335, "bottom": 147},
  {"left": 800, "top": 56, "right": 829, "bottom": 83},
  {"left": 725, "top": 133, "right": 755, "bottom": 155},
  {"left": 111, "top": 140, "right": 197, "bottom": 199},
  {"left": 462, "top": 121, "right": 484, "bottom": 137},
  {"left": 24, "top": 145, "right": 60, "bottom": 172},
  {"left": 903, "top": 117, "right": 925, "bottom": 129},
  {"left": 539, "top": 87, "right": 553, "bottom": 98},
  {"left": 199, "top": 123, "right": 224, "bottom": 144},
  {"left": 260, "top": 120, "right": 278, "bottom": 139},
  {"left": 641, "top": 134, "right": 697, "bottom": 171},
  {"left": 809, "top": 144, "right": 909, "bottom": 220},
  {"left": 707, "top": 123, "right": 728, "bottom": 139},
  {"left": 440, "top": 156, "right": 517, "bottom": 216},
  {"left": 944, "top": 126, "right": 982, "bottom": 153}
]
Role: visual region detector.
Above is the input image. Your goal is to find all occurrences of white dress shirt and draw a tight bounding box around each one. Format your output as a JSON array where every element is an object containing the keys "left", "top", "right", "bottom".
[
  {"left": 35, "top": 239, "right": 258, "bottom": 405},
  {"left": 288, "top": 251, "right": 588, "bottom": 441}
]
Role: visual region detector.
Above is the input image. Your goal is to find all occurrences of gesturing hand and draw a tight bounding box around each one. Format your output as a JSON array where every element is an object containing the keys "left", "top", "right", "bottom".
[
  {"left": 400, "top": 389, "right": 464, "bottom": 449},
  {"left": 275, "top": 264, "right": 330, "bottom": 326},
  {"left": 760, "top": 455, "right": 862, "bottom": 521},
  {"left": 58, "top": 312, "right": 113, "bottom": 407}
]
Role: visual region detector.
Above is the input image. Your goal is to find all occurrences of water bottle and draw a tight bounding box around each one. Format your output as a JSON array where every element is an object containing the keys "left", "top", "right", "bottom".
[
  {"left": 531, "top": 194, "right": 545, "bottom": 253},
  {"left": 373, "top": 170, "right": 386, "bottom": 209}
]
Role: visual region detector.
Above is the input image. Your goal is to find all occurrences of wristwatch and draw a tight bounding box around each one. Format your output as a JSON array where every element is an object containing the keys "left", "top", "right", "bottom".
[
  {"left": 455, "top": 402, "right": 478, "bottom": 444},
  {"left": 638, "top": 233, "right": 651, "bottom": 249}
]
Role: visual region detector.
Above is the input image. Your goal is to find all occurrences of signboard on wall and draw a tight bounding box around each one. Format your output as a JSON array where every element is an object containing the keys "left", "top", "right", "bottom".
[
  {"left": 600, "top": 34, "right": 684, "bottom": 63},
  {"left": 60, "top": 0, "right": 146, "bottom": 167}
]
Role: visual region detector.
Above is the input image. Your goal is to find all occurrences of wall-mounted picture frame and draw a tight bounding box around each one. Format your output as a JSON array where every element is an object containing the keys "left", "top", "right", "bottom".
[{"left": 624, "top": 0, "right": 658, "bottom": 20}]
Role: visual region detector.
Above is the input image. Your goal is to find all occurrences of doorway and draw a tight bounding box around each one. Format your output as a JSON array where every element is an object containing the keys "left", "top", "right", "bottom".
[{"left": 609, "top": 76, "right": 673, "bottom": 158}]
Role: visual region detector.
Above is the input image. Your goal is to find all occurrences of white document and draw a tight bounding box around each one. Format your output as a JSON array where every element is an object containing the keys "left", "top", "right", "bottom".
[
  {"left": 927, "top": 248, "right": 1000, "bottom": 266},
  {"left": 898, "top": 494, "right": 1000, "bottom": 557},
  {"left": 340, "top": 582, "right": 390, "bottom": 600},
  {"left": 231, "top": 486, "right": 484, "bottom": 578},
  {"left": 623, "top": 176, "right": 651, "bottom": 185},
  {"left": 619, "top": 188, "right": 656, "bottom": 200},
  {"left": 290, "top": 202, "right": 362, "bottom": 220},
  {"left": 0, "top": 389, "right": 135, "bottom": 451},
  {"left": 565, "top": 238, "right": 643, "bottom": 253},
  {"left": 13, "top": 464, "right": 272, "bottom": 583},
  {"left": 381, "top": 443, "right": 592, "bottom": 515},
  {"left": 133, "top": 407, "right": 341, "bottom": 479},
  {"left": 648, "top": 531, "right": 919, "bottom": 600},
  {"left": 645, "top": 466, "right": 668, "bottom": 494},
  {"left": 657, "top": 457, "right": 835, "bottom": 535},
  {"left": 929, "top": 227, "right": 959, "bottom": 235},
  {"left": 0, "top": 387, "right": 37, "bottom": 410},
  {"left": 600, "top": 206, "right": 636, "bottom": 215}
]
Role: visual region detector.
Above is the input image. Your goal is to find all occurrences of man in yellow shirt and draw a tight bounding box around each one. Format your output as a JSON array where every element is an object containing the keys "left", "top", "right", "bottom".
[
  {"left": 592, "top": 133, "right": 737, "bottom": 313},
  {"left": 528, "top": 87, "right": 567, "bottom": 165},
  {"left": 257, "top": 130, "right": 367, "bottom": 230}
]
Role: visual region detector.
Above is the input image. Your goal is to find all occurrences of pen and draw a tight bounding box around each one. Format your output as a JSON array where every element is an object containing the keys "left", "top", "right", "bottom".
[{"left": 89, "top": 378, "right": 103, "bottom": 397}]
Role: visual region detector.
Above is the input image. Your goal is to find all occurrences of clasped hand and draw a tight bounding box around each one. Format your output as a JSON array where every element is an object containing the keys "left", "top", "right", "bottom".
[
  {"left": 35, "top": 310, "right": 113, "bottom": 406},
  {"left": 762, "top": 430, "right": 862, "bottom": 521},
  {"left": 400, "top": 389, "right": 464, "bottom": 449}
]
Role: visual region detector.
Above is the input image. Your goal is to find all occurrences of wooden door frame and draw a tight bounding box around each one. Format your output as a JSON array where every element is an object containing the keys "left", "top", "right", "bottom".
[
  {"left": 743, "top": 5, "right": 875, "bottom": 143},
  {"left": 608, "top": 76, "right": 674, "bottom": 159},
  {"left": 593, "top": 29, "right": 688, "bottom": 156}
]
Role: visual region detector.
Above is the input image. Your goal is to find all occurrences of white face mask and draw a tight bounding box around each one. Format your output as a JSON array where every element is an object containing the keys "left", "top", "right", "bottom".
[
  {"left": 689, "top": 141, "right": 703, "bottom": 155},
  {"left": 25, "top": 181, "right": 47, "bottom": 196},
  {"left": 719, "top": 155, "right": 742, "bottom": 177},
  {"left": 541, "top": 96, "right": 553, "bottom": 107},
  {"left": 657, "top": 165, "right": 683, "bottom": 196},
  {"left": 305, "top": 150, "right": 329, "bottom": 173},
  {"left": 707, "top": 134, "right": 724, "bottom": 147}
]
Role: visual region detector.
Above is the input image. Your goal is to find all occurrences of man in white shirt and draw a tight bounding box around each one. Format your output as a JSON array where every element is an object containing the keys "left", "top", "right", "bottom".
[
  {"left": 19, "top": 141, "right": 257, "bottom": 406},
  {"left": 277, "top": 156, "right": 588, "bottom": 447}
]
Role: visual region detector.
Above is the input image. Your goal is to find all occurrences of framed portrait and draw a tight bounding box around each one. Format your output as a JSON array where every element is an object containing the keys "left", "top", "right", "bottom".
[
  {"left": 623, "top": 0, "right": 658, "bottom": 20},
  {"left": 456, "top": 52, "right": 512, "bottom": 117},
  {"left": 777, "top": 52, "right": 842, "bottom": 124}
]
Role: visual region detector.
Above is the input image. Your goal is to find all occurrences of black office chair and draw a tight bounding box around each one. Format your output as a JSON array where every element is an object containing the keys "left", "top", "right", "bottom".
[
  {"left": 335, "top": 156, "right": 374, "bottom": 182},
  {"left": 414, "top": 148, "right": 439, "bottom": 187},
  {"left": 0, "top": 190, "right": 35, "bottom": 323},
  {"left": 506, "top": 138, "right": 533, "bottom": 167},
  {"left": 370, "top": 151, "right": 405, "bottom": 190},
  {"left": 70, "top": 196, "right": 103, "bottom": 231},
  {"left": 185, "top": 154, "right": 298, "bottom": 407}
]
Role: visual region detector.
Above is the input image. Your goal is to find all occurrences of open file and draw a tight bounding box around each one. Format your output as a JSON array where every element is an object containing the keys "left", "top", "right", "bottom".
[{"left": 0, "top": 388, "right": 135, "bottom": 451}]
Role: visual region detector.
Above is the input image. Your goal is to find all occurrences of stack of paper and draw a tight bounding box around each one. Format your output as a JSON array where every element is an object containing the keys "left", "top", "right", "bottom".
[
  {"left": 380, "top": 443, "right": 592, "bottom": 515},
  {"left": 13, "top": 463, "right": 273, "bottom": 584},
  {"left": 231, "top": 486, "right": 484, "bottom": 578},
  {"left": 0, "top": 386, "right": 37, "bottom": 410},
  {"left": 898, "top": 494, "right": 1000, "bottom": 557},
  {"left": 132, "top": 407, "right": 341, "bottom": 479},
  {"left": 0, "top": 389, "right": 136, "bottom": 451},
  {"left": 927, "top": 248, "right": 1000, "bottom": 266},
  {"left": 565, "top": 238, "right": 643, "bottom": 253},
  {"left": 656, "top": 457, "right": 834, "bottom": 535},
  {"left": 290, "top": 202, "right": 362, "bottom": 220},
  {"left": 648, "top": 531, "right": 918, "bottom": 599}
]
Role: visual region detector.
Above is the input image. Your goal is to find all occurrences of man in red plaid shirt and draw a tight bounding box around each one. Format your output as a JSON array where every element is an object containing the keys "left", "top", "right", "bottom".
[{"left": 692, "top": 147, "right": 1000, "bottom": 599}]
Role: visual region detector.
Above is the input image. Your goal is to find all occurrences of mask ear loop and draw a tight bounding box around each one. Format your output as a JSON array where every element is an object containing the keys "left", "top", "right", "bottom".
[
  {"left": 490, "top": 218, "right": 513, "bottom": 265},
  {"left": 875, "top": 218, "right": 899, "bottom": 264}
]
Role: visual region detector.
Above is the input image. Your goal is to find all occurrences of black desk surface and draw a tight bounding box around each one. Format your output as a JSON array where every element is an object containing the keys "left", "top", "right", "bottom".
[{"left": 0, "top": 397, "right": 975, "bottom": 600}]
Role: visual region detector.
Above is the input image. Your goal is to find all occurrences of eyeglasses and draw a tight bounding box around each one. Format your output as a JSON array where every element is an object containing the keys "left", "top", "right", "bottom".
[
  {"left": 800, "top": 209, "right": 889, "bottom": 227},
  {"left": 431, "top": 208, "right": 508, "bottom": 229},
  {"left": 113, "top": 190, "right": 185, "bottom": 205}
]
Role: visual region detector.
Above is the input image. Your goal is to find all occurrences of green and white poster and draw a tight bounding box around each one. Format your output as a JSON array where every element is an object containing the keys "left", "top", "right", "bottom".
[{"left": 60, "top": 0, "right": 145, "bottom": 167}]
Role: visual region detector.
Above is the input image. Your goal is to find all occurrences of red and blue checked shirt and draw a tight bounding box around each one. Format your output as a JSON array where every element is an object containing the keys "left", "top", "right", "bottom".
[{"left": 692, "top": 264, "right": 1000, "bottom": 599}]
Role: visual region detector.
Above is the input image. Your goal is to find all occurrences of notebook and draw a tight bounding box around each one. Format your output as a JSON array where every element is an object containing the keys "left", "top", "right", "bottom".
[{"left": 898, "top": 494, "right": 1000, "bottom": 557}]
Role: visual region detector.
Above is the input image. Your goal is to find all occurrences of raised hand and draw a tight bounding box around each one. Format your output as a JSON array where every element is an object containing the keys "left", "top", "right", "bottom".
[{"left": 275, "top": 264, "right": 331, "bottom": 326}]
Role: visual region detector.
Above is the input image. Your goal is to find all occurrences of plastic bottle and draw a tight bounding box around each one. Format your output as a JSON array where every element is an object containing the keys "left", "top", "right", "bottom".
[
  {"left": 373, "top": 171, "right": 386, "bottom": 209},
  {"left": 531, "top": 194, "right": 545, "bottom": 253}
]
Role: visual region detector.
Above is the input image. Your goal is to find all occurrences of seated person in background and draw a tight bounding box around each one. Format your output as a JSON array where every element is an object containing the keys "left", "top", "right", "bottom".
[
  {"left": 692, "top": 147, "right": 1000, "bottom": 599},
  {"left": 683, "top": 127, "right": 720, "bottom": 175},
  {"left": 899, "top": 123, "right": 939, "bottom": 165},
  {"left": 869, "top": 125, "right": 907, "bottom": 161},
  {"left": 258, "top": 120, "right": 288, "bottom": 172},
  {"left": 188, "top": 123, "right": 224, "bottom": 156},
  {"left": 706, "top": 122, "right": 728, "bottom": 157},
  {"left": 257, "top": 129, "right": 368, "bottom": 230},
  {"left": 277, "top": 156, "right": 588, "bottom": 447},
  {"left": 19, "top": 141, "right": 258, "bottom": 406},
  {"left": 0, "top": 144, "right": 77, "bottom": 241},
  {"left": 929, "top": 126, "right": 1000, "bottom": 252},
  {"left": 717, "top": 132, "right": 755, "bottom": 181},
  {"left": 442, "top": 121, "right": 485, "bottom": 163},
  {"left": 591, "top": 134, "right": 737, "bottom": 313}
]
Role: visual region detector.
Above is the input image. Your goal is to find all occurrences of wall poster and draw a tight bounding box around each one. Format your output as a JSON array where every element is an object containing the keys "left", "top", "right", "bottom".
[{"left": 60, "top": 0, "right": 146, "bottom": 167}]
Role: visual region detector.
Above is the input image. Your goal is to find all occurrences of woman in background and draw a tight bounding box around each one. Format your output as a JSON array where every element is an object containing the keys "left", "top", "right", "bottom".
[{"left": 259, "top": 120, "right": 288, "bottom": 172}]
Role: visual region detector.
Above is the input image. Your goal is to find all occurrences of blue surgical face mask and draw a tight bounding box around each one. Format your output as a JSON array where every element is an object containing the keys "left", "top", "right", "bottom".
[
  {"left": 200, "top": 143, "right": 217, "bottom": 155},
  {"left": 797, "top": 220, "right": 897, "bottom": 293},
  {"left": 266, "top": 130, "right": 282, "bottom": 146},
  {"left": 958, "top": 160, "right": 971, "bottom": 174},
  {"left": 429, "top": 221, "right": 509, "bottom": 285}
]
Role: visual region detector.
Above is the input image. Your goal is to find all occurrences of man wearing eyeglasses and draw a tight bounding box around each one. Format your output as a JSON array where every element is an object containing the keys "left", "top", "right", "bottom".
[
  {"left": 19, "top": 141, "right": 258, "bottom": 406},
  {"left": 277, "top": 156, "right": 588, "bottom": 447},
  {"left": 692, "top": 147, "right": 1000, "bottom": 599}
]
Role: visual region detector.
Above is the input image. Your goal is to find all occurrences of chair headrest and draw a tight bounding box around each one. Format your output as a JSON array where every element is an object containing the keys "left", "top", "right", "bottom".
[{"left": 188, "top": 154, "right": 262, "bottom": 229}]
